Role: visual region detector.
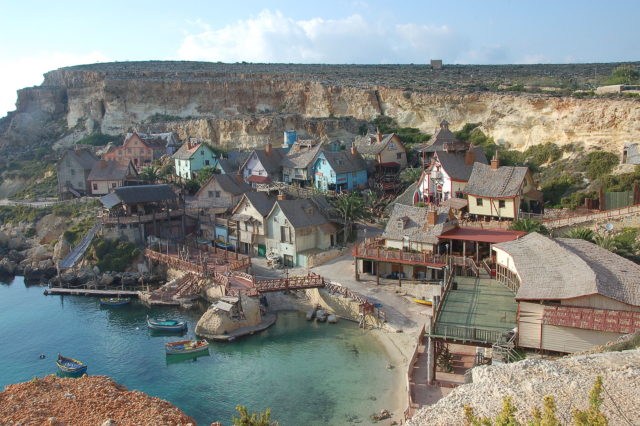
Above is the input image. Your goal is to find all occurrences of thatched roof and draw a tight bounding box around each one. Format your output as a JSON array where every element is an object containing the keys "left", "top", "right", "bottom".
[{"left": 494, "top": 232, "right": 640, "bottom": 307}]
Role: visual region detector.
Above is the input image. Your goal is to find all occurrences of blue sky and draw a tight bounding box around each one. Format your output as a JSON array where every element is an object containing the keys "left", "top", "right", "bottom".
[{"left": 1, "top": 0, "right": 639, "bottom": 116}]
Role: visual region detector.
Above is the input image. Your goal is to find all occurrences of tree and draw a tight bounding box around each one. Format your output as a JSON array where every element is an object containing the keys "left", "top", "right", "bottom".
[
  {"left": 400, "top": 167, "right": 423, "bottom": 184},
  {"left": 195, "top": 166, "right": 217, "bottom": 187},
  {"left": 563, "top": 227, "right": 596, "bottom": 243},
  {"left": 508, "top": 219, "right": 548, "bottom": 235},
  {"left": 331, "top": 192, "right": 366, "bottom": 243},
  {"left": 604, "top": 64, "right": 640, "bottom": 85},
  {"left": 232, "top": 405, "right": 275, "bottom": 426},
  {"left": 139, "top": 166, "right": 160, "bottom": 183},
  {"left": 158, "top": 163, "right": 175, "bottom": 182}
]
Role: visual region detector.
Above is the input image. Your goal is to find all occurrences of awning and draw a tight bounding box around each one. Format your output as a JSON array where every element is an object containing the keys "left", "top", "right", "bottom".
[
  {"left": 247, "top": 175, "right": 271, "bottom": 184},
  {"left": 438, "top": 226, "right": 527, "bottom": 243}
]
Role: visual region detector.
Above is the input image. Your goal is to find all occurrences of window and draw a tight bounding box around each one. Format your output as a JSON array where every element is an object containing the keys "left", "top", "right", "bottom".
[
  {"left": 111, "top": 183, "right": 116, "bottom": 188},
  {"left": 205, "top": 160, "right": 210, "bottom": 166},
  {"left": 208, "top": 191, "right": 214, "bottom": 198},
  {"left": 388, "top": 142, "right": 396, "bottom": 150},
  {"left": 70, "top": 169, "right": 75, "bottom": 176},
  {"left": 280, "top": 226, "right": 289, "bottom": 243},
  {"left": 92, "top": 183, "right": 98, "bottom": 190},
  {"left": 215, "top": 191, "right": 221, "bottom": 198},
  {"left": 352, "top": 172, "right": 357, "bottom": 178},
  {"left": 127, "top": 149, "right": 132, "bottom": 153},
  {"left": 396, "top": 152, "right": 402, "bottom": 160},
  {"left": 499, "top": 200, "right": 506, "bottom": 208},
  {"left": 140, "top": 149, "right": 144, "bottom": 154},
  {"left": 200, "top": 150, "right": 204, "bottom": 155},
  {"left": 476, "top": 198, "right": 483, "bottom": 206}
]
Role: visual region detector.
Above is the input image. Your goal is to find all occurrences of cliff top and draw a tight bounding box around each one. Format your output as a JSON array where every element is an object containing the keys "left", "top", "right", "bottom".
[{"left": 46, "top": 60, "right": 640, "bottom": 91}]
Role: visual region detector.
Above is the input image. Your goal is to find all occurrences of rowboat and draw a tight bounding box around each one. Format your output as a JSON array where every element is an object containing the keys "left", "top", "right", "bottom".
[
  {"left": 100, "top": 297, "right": 131, "bottom": 306},
  {"left": 165, "top": 340, "right": 209, "bottom": 355},
  {"left": 56, "top": 354, "right": 87, "bottom": 374},
  {"left": 147, "top": 315, "right": 187, "bottom": 332},
  {"left": 413, "top": 298, "right": 433, "bottom": 306}
]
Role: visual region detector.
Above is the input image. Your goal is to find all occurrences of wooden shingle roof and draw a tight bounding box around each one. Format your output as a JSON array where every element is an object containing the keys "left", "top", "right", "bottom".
[{"left": 464, "top": 162, "right": 529, "bottom": 198}]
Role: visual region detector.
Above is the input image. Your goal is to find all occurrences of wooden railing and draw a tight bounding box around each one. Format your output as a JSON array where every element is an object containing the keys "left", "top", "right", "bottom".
[
  {"left": 450, "top": 256, "right": 479, "bottom": 277},
  {"left": 353, "top": 240, "right": 447, "bottom": 267},
  {"left": 99, "top": 210, "right": 183, "bottom": 225},
  {"left": 404, "top": 323, "right": 426, "bottom": 420},
  {"left": 431, "top": 323, "right": 505, "bottom": 345},
  {"left": 540, "top": 204, "right": 640, "bottom": 229},
  {"left": 482, "top": 259, "right": 493, "bottom": 276},
  {"left": 144, "top": 249, "right": 206, "bottom": 275},
  {"left": 256, "top": 181, "right": 337, "bottom": 198},
  {"left": 324, "top": 281, "right": 387, "bottom": 323}
]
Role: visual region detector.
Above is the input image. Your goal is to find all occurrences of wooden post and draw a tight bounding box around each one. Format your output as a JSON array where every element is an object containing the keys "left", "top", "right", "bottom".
[{"left": 376, "top": 261, "right": 380, "bottom": 285}]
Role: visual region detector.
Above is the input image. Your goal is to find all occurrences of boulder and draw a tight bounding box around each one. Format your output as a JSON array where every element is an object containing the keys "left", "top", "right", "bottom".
[
  {"left": 0, "top": 258, "right": 17, "bottom": 275},
  {"left": 99, "top": 274, "right": 114, "bottom": 287},
  {"left": 8, "top": 236, "right": 26, "bottom": 251},
  {"left": 0, "top": 231, "right": 9, "bottom": 247},
  {"left": 53, "top": 239, "right": 71, "bottom": 261},
  {"left": 28, "top": 245, "right": 51, "bottom": 262}
]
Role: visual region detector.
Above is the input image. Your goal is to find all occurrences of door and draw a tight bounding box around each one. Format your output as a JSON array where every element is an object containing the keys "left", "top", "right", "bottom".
[
  {"left": 258, "top": 244, "right": 266, "bottom": 257},
  {"left": 283, "top": 254, "right": 294, "bottom": 267}
]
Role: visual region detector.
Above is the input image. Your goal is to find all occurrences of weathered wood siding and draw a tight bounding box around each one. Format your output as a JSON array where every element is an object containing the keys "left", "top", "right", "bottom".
[
  {"left": 517, "top": 301, "right": 544, "bottom": 349},
  {"left": 561, "top": 295, "right": 640, "bottom": 312},
  {"left": 541, "top": 325, "right": 622, "bottom": 353}
]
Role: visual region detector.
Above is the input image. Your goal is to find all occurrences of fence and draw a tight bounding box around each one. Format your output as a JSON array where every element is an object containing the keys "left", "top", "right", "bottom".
[
  {"left": 541, "top": 204, "right": 640, "bottom": 229},
  {"left": 353, "top": 238, "right": 447, "bottom": 267},
  {"left": 431, "top": 323, "right": 504, "bottom": 345},
  {"left": 605, "top": 191, "right": 634, "bottom": 210},
  {"left": 404, "top": 323, "right": 426, "bottom": 420}
]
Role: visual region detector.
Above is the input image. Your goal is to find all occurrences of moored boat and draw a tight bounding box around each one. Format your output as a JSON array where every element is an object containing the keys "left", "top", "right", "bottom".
[
  {"left": 327, "top": 314, "right": 338, "bottom": 323},
  {"left": 56, "top": 354, "right": 87, "bottom": 374},
  {"left": 147, "top": 315, "right": 188, "bottom": 332},
  {"left": 100, "top": 297, "right": 131, "bottom": 306},
  {"left": 413, "top": 298, "right": 432, "bottom": 306},
  {"left": 165, "top": 340, "right": 209, "bottom": 355}
]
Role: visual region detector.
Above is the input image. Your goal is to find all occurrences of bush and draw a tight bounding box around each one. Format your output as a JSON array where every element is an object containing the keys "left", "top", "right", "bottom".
[
  {"left": 0, "top": 205, "right": 52, "bottom": 225},
  {"left": 87, "top": 238, "right": 141, "bottom": 272},
  {"left": 603, "top": 64, "right": 640, "bottom": 85},
  {"left": 62, "top": 217, "right": 95, "bottom": 246},
  {"left": 76, "top": 133, "right": 120, "bottom": 146},
  {"left": 371, "top": 116, "right": 431, "bottom": 144},
  {"left": 541, "top": 175, "right": 580, "bottom": 207},
  {"left": 560, "top": 191, "right": 595, "bottom": 210},
  {"left": 582, "top": 151, "right": 619, "bottom": 180}
]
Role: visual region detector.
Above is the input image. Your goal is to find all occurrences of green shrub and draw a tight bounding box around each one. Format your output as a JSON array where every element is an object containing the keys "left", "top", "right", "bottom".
[
  {"left": 582, "top": 151, "right": 619, "bottom": 180},
  {"left": 603, "top": 64, "right": 640, "bottom": 85},
  {"left": 541, "top": 175, "right": 580, "bottom": 207},
  {"left": 0, "top": 205, "right": 52, "bottom": 225},
  {"left": 76, "top": 133, "right": 120, "bottom": 146},
  {"left": 371, "top": 116, "right": 431, "bottom": 144},
  {"left": 87, "top": 238, "right": 141, "bottom": 272},
  {"left": 560, "top": 191, "right": 596, "bottom": 210}
]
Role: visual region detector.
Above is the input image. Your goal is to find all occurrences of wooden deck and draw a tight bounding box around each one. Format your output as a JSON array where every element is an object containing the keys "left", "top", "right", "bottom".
[
  {"left": 353, "top": 238, "right": 447, "bottom": 268},
  {"left": 44, "top": 288, "right": 140, "bottom": 297}
]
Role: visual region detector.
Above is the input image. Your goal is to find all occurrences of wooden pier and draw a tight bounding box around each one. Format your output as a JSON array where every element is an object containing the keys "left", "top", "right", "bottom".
[{"left": 44, "top": 288, "right": 140, "bottom": 297}]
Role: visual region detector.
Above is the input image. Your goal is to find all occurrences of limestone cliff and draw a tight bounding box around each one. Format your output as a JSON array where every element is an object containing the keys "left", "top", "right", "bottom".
[{"left": 1, "top": 61, "right": 638, "bottom": 152}]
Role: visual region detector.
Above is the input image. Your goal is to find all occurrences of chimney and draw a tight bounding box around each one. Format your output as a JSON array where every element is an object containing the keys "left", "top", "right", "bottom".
[
  {"left": 351, "top": 144, "right": 358, "bottom": 156},
  {"left": 465, "top": 150, "right": 475, "bottom": 166},
  {"left": 265, "top": 143, "right": 272, "bottom": 156},
  {"left": 491, "top": 151, "right": 500, "bottom": 170},
  {"left": 427, "top": 208, "right": 438, "bottom": 226},
  {"left": 235, "top": 173, "right": 243, "bottom": 184},
  {"left": 376, "top": 128, "right": 382, "bottom": 143},
  {"left": 277, "top": 191, "right": 286, "bottom": 201}
]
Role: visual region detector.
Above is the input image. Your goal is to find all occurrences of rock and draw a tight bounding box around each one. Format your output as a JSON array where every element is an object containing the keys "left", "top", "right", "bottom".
[
  {"left": 8, "top": 237, "right": 26, "bottom": 251},
  {"left": 27, "top": 245, "right": 51, "bottom": 262},
  {"left": 53, "top": 239, "right": 71, "bottom": 261},
  {"left": 0, "top": 231, "right": 9, "bottom": 247},
  {"left": 99, "top": 274, "right": 114, "bottom": 287},
  {"left": 0, "top": 258, "right": 17, "bottom": 275},
  {"left": 101, "top": 420, "right": 116, "bottom": 426},
  {"left": 93, "top": 266, "right": 100, "bottom": 275}
]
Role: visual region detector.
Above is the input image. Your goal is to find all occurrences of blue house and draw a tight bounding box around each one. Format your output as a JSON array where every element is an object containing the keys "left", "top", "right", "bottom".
[{"left": 313, "top": 147, "right": 368, "bottom": 192}]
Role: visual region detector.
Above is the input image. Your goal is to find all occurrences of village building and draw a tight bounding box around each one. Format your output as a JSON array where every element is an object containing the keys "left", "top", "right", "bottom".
[
  {"left": 414, "top": 142, "right": 487, "bottom": 205},
  {"left": 622, "top": 142, "right": 640, "bottom": 164},
  {"left": 240, "top": 143, "right": 287, "bottom": 187},
  {"left": 56, "top": 148, "right": 99, "bottom": 198},
  {"left": 172, "top": 142, "right": 218, "bottom": 180},
  {"left": 415, "top": 120, "right": 460, "bottom": 166},
  {"left": 103, "top": 132, "right": 174, "bottom": 171},
  {"left": 230, "top": 192, "right": 276, "bottom": 256},
  {"left": 87, "top": 160, "right": 138, "bottom": 195},
  {"left": 280, "top": 140, "right": 323, "bottom": 187},
  {"left": 354, "top": 131, "right": 408, "bottom": 191},
  {"left": 463, "top": 154, "right": 543, "bottom": 219},
  {"left": 313, "top": 146, "right": 369, "bottom": 192},
  {"left": 265, "top": 197, "right": 339, "bottom": 267},
  {"left": 493, "top": 232, "right": 640, "bottom": 354},
  {"left": 98, "top": 184, "right": 189, "bottom": 244},
  {"left": 192, "top": 174, "right": 253, "bottom": 211},
  {"left": 215, "top": 152, "right": 250, "bottom": 174}
]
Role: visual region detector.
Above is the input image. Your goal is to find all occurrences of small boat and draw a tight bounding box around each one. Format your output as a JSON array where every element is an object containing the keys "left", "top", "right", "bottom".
[
  {"left": 147, "top": 315, "right": 188, "bottom": 332},
  {"left": 316, "top": 310, "right": 328, "bottom": 322},
  {"left": 413, "top": 298, "right": 433, "bottom": 306},
  {"left": 327, "top": 314, "right": 338, "bottom": 324},
  {"left": 165, "top": 340, "right": 209, "bottom": 355},
  {"left": 56, "top": 354, "right": 87, "bottom": 375},
  {"left": 100, "top": 297, "right": 131, "bottom": 306}
]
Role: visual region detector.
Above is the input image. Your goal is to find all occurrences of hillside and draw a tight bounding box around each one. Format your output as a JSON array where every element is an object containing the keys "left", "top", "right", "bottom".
[{"left": 1, "top": 61, "right": 639, "bottom": 155}]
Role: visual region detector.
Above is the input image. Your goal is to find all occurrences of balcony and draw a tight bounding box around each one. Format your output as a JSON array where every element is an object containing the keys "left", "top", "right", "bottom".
[{"left": 352, "top": 238, "right": 447, "bottom": 268}]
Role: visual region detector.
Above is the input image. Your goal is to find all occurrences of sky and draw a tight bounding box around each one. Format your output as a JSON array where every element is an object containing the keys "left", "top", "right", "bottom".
[{"left": 1, "top": 0, "right": 639, "bottom": 116}]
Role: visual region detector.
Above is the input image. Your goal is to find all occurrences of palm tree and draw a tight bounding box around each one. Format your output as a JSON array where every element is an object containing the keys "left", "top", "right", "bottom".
[
  {"left": 508, "top": 218, "right": 549, "bottom": 234},
  {"left": 331, "top": 192, "right": 366, "bottom": 244},
  {"left": 139, "top": 166, "right": 160, "bottom": 183},
  {"left": 563, "top": 227, "right": 596, "bottom": 242}
]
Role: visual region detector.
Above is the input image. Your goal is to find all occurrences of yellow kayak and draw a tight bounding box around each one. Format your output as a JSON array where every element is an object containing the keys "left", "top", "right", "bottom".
[{"left": 413, "top": 298, "right": 432, "bottom": 306}]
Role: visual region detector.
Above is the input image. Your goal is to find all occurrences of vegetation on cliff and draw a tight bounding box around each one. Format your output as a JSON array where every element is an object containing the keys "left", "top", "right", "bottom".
[{"left": 86, "top": 237, "right": 141, "bottom": 272}]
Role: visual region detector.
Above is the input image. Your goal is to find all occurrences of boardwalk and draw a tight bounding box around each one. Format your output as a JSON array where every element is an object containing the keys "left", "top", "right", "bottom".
[
  {"left": 44, "top": 288, "right": 139, "bottom": 297},
  {"left": 59, "top": 224, "right": 100, "bottom": 269}
]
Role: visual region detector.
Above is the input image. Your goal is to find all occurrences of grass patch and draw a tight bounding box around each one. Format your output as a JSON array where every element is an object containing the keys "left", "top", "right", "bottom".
[
  {"left": 0, "top": 205, "right": 52, "bottom": 225},
  {"left": 76, "top": 133, "right": 121, "bottom": 146},
  {"left": 62, "top": 216, "right": 95, "bottom": 246}
]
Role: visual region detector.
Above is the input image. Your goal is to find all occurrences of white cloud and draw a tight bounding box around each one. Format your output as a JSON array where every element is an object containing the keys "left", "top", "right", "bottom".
[
  {"left": 0, "top": 51, "right": 110, "bottom": 118},
  {"left": 177, "top": 10, "right": 469, "bottom": 64}
]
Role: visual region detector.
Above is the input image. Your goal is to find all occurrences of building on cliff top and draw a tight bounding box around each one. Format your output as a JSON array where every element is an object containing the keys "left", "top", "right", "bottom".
[
  {"left": 57, "top": 148, "right": 99, "bottom": 199},
  {"left": 103, "top": 132, "right": 174, "bottom": 172},
  {"left": 87, "top": 160, "right": 139, "bottom": 196},
  {"left": 493, "top": 232, "right": 640, "bottom": 353}
]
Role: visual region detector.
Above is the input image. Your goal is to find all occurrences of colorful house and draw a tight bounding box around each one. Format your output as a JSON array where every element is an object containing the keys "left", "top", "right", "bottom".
[
  {"left": 415, "top": 143, "right": 487, "bottom": 205},
  {"left": 103, "top": 132, "right": 170, "bottom": 171},
  {"left": 265, "top": 197, "right": 338, "bottom": 267},
  {"left": 313, "top": 147, "right": 368, "bottom": 192},
  {"left": 464, "top": 154, "right": 543, "bottom": 219},
  {"left": 172, "top": 142, "right": 218, "bottom": 180},
  {"left": 415, "top": 120, "right": 461, "bottom": 166},
  {"left": 240, "top": 143, "right": 287, "bottom": 187},
  {"left": 87, "top": 160, "right": 138, "bottom": 195},
  {"left": 230, "top": 192, "right": 276, "bottom": 256},
  {"left": 280, "top": 140, "right": 323, "bottom": 187},
  {"left": 57, "top": 148, "right": 99, "bottom": 198},
  {"left": 192, "top": 174, "right": 252, "bottom": 211},
  {"left": 353, "top": 131, "right": 408, "bottom": 171}
]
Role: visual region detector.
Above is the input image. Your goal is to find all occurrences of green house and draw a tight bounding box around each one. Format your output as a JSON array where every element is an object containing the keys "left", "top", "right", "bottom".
[{"left": 172, "top": 142, "right": 218, "bottom": 180}]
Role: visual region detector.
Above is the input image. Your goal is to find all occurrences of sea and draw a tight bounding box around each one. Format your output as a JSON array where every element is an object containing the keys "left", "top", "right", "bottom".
[{"left": 0, "top": 276, "right": 396, "bottom": 425}]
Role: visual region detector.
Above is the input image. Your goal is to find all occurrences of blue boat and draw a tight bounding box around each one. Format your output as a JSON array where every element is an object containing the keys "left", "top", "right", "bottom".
[
  {"left": 56, "top": 354, "right": 87, "bottom": 375},
  {"left": 147, "top": 315, "right": 188, "bottom": 332},
  {"left": 100, "top": 297, "right": 131, "bottom": 306},
  {"left": 215, "top": 241, "right": 235, "bottom": 251},
  {"left": 165, "top": 340, "right": 209, "bottom": 355}
]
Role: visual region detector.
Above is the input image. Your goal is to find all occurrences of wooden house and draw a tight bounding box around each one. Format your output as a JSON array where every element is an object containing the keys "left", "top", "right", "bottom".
[
  {"left": 313, "top": 146, "right": 369, "bottom": 192},
  {"left": 464, "top": 154, "right": 543, "bottom": 219},
  {"left": 230, "top": 192, "right": 276, "bottom": 256},
  {"left": 280, "top": 140, "right": 322, "bottom": 187},
  {"left": 353, "top": 131, "right": 408, "bottom": 172},
  {"left": 103, "top": 132, "right": 170, "bottom": 171},
  {"left": 240, "top": 143, "right": 287, "bottom": 187},
  {"left": 172, "top": 142, "right": 218, "bottom": 180},
  {"left": 192, "top": 174, "right": 252, "bottom": 211},
  {"left": 493, "top": 232, "right": 640, "bottom": 353},
  {"left": 87, "top": 160, "right": 138, "bottom": 195},
  {"left": 56, "top": 148, "right": 99, "bottom": 198}
]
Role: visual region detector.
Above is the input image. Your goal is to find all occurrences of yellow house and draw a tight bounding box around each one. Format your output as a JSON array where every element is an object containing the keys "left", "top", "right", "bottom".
[
  {"left": 354, "top": 131, "right": 408, "bottom": 169},
  {"left": 464, "top": 155, "right": 542, "bottom": 219}
]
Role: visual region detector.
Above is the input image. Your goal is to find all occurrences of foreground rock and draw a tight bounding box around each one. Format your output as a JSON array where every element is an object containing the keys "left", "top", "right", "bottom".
[
  {"left": 407, "top": 349, "right": 640, "bottom": 425},
  {"left": 0, "top": 375, "right": 195, "bottom": 424}
]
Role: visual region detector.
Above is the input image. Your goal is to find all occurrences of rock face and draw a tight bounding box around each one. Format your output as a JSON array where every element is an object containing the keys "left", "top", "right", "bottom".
[
  {"left": 195, "top": 294, "right": 261, "bottom": 337},
  {"left": 0, "top": 374, "right": 195, "bottom": 424},
  {"left": 407, "top": 349, "right": 640, "bottom": 426},
  {"left": 1, "top": 61, "right": 638, "bottom": 152}
]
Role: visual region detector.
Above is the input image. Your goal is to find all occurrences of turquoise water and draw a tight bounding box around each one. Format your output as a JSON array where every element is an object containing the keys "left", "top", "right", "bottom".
[{"left": 0, "top": 277, "right": 395, "bottom": 425}]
